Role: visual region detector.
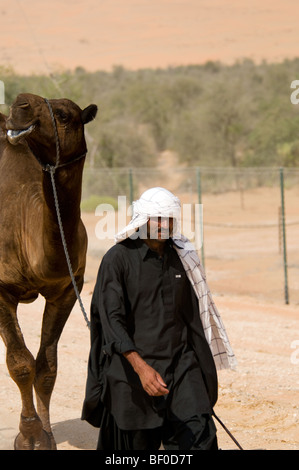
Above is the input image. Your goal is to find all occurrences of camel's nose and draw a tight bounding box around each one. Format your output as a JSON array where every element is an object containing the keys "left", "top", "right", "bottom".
[
  {"left": 6, "top": 99, "right": 32, "bottom": 129},
  {"left": 17, "top": 102, "right": 30, "bottom": 109}
]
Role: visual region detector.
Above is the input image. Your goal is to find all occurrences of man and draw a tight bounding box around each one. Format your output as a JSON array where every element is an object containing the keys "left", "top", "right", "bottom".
[{"left": 82, "top": 187, "right": 236, "bottom": 450}]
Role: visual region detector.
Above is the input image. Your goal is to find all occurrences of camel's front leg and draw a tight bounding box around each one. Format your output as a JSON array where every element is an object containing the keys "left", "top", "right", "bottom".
[
  {"left": 0, "top": 290, "right": 51, "bottom": 450},
  {"left": 34, "top": 292, "right": 77, "bottom": 450}
]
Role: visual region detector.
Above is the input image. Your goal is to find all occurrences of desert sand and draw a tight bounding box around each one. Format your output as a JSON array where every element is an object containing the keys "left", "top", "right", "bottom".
[{"left": 1, "top": 0, "right": 299, "bottom": 75}]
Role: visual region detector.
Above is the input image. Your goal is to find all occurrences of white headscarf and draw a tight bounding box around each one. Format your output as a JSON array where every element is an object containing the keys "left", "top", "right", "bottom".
[
  {"left": 115, "top": 187, "right": 181, "bottom": 242},
  {"left": 115, "top": 187, "right": 237, "bottom": 370}
]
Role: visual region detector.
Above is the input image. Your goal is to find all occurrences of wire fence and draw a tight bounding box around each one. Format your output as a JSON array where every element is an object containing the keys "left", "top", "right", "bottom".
[{"left": 81, "top": 166, "right": 299, "bottom": 306}]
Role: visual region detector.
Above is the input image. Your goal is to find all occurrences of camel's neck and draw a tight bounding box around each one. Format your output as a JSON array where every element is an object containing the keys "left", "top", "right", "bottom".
[{"left": 41, "top": 160, "right": 85, "bottom": 245}]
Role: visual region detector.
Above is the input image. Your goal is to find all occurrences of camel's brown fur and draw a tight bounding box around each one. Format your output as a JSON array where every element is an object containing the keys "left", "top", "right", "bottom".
[{"left": 0, "top": 93, "right": 97, "bottom": 449}]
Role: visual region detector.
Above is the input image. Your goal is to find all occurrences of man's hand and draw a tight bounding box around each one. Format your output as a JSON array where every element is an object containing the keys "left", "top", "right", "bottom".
[
  {"left": 138, "top": 362, "right": 169, "bottom": 396},
  {"left": 123, "top": 351, "right": 169, "bottom": 397}
]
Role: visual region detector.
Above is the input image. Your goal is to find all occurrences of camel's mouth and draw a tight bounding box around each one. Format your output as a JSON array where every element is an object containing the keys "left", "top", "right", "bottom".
[{"left": 7, "top": 124, "right": 35, "bottom": 145}]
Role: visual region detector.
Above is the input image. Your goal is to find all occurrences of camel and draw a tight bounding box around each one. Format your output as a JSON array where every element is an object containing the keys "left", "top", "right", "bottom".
[{"left": 0, "top": 93, "right": 97, "bottom": 450}]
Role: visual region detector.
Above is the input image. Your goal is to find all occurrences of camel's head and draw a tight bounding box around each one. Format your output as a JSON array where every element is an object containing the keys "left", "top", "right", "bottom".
[{"left": 6, "top": 93, "right": 97, "bottom": 167}]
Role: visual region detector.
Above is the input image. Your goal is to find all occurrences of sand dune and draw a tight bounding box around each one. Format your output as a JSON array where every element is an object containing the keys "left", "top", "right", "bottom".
[{"left": 1, "top": 0, "right": 299, "bottom": 75}]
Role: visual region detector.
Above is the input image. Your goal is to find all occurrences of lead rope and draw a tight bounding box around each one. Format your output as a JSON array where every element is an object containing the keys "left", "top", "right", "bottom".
[
  {"left": 49, "top": 166, "right": 90, "bottom": 329},
  {"left": 44, "top": 99, "right": 61, "bottom": 169},
  {"left": 212, "top": 411, "right": 244, "bottom": 450},
  {"left": 45, "top": 98, "right": 244, "bottom": 443},
  {"left": 44, "top": 98, "right": 90, "bottom": 329}
]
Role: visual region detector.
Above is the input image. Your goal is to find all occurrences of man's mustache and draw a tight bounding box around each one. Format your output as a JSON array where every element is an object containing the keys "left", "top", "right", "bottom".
[{"left": 151, "top": 228, "right": 172, "bottom": 238}]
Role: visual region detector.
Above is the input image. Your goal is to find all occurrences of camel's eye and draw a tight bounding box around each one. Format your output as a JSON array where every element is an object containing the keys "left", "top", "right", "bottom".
[{"left": 55, "top": 109, "right": 70, "bottom": 123}]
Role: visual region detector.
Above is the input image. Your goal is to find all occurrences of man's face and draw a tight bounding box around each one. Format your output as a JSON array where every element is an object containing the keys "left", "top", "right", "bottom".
[{"left": 147, "top": 217, "right": 174, "bottom": 241}]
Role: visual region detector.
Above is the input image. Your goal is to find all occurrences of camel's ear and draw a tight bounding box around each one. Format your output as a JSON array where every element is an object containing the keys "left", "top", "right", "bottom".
[{"left": 82, "top": 104, "right": 98, "bottom": 124}]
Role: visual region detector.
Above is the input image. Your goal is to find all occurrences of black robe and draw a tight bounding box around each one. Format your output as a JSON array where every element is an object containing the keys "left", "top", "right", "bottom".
[{"left": 81, "top": 238, "right": 218, "bottom": 430}]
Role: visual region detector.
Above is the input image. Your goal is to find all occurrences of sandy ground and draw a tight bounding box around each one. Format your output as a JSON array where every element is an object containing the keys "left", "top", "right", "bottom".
[
  {"left": 1, "top": 0, "right": 299, "bottom": 75},
  {"left": 0, "top": 186, "right": 298, "bottom": 451}
]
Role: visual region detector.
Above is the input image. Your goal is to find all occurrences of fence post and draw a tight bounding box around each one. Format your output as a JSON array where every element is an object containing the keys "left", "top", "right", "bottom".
[
  {"left": 280, "top": 168, "right": 289, "bottom": 304},
  {"left": 278, "top": 206, "right": 282, "bottom": 254},
  {"left": 196, "top": 168, "right": 205, "bottom": 268}
]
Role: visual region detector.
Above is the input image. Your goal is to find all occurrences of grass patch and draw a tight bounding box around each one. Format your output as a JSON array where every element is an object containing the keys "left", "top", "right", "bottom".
[{"left": 81, "top": 195, "right": 118, "bottom": 212}]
